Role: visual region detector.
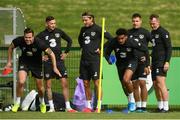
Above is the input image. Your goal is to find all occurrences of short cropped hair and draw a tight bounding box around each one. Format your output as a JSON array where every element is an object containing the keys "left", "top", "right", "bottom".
[
  {"left": 149, "top": 14, "right": 159, "bottom": 20},
  {"left": 132, "top": 13, "right": 141, "bottom": 19},
  {"left": 116, "top": 28, "right": 128, "bottom": 36},
  {"left": 24, "top": 27, "right": 34, "bottom": 35},
  {"left": 46, "top": 16, "right": 55, "bottom": 22}
]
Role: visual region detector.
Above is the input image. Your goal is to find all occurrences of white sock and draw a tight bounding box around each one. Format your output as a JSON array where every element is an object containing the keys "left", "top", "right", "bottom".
[
  {"left": 136, "top": 101, "right": 141, "bottom": 108},
  {"left": 49, "top": 100, "right": 54, "bottom": 109},
  {"left": 142, "top": 101, "right": 147, "bottom": 108},
  {"left": 128, "top": 93, "right": 135, "bottom": 103},
  {"left": 39, "top": 97, "right": 45, "bottom": 104},
  {"left": 158, "top": 101, "right": 163, "bottom": 109},
  {"left": 86, "top": 100, "right": 92, "bottom": 109},
  {"left": 96, "top": 100, "right": 102, "bottom": 109},
  {"left": 16, "top": 97, "right": 21, "bottom": 104},
  {"left": 163, "top": 101, "right": 169, "bottom": 111},
  {"left": 65, "top": 101, "right": 71, "bottom": 110}
]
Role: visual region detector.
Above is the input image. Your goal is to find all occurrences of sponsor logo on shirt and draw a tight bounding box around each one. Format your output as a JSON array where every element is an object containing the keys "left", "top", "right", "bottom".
[
  {"left": 130, "top": 35, "right": 133, "bottom": 38},
  {"left": 134, "top": 38, "right": 139, "bottom": 42},
  {"left": 26, "top": 51, "right": 33, "bottom": 56},
  {"left": 120, "top": 52, "right": 126, "bottom": 58},
  {"left": 84, "top": 36, "right": 90, "bottom": 44}
]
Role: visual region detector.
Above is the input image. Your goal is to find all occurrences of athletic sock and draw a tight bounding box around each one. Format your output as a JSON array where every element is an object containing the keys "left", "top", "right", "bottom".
[
  {"left": 86, "top": 100, "right": 92, "bottom": 109},
  {"left": 16, "top": 97, "right": 21, "bottom": 104},
  {"left": 142, "top": 101, "right": 147, "bottom": 108},
  {"left": 158, "top": 101, "right": 163, "bottom": 110},
  {"left": 128, "top": 92, "right": 135, "bottom": 103},
  {"left": 39, "top": 97, "right": 45, "bottom": 104},
  {"left": 163, "top": 101, "right": 169, "bottom": 111},
  {"left": 136, "top": 101, "right": 141, "bottom": 108},
  {"left": 49, "top": 100, "right": 54, "bottom": 109},
  {"left": 65, "top": 101, "right": 71, "bottom": 110}
]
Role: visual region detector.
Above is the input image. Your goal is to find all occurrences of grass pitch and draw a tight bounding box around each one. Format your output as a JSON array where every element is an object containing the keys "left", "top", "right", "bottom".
[{"left": 0, "top": 110, "right": 180, "bottom": 119}]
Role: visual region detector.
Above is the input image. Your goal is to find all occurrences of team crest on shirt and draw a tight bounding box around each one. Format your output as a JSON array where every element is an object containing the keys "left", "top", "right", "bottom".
[
  {"left": 45, "top": 36, "right": 49, "bottom": 40},
  {"left": 155, "top": 34, "right": 159, "bottom": 38},
  {"left": 55, "top": 33, "right": 60, "bottom": 38},
  {"left": 91, "top": 32, "right": 96, "bottom": 36},
  {"left": 32, "top": 48, "right": 37, "bottom": 52},
  {"left": 139, "top": 34, "right": 144, "bottom": 39},
  {"left": 129, "top": 35, "right": 133, "bottom": 38}
]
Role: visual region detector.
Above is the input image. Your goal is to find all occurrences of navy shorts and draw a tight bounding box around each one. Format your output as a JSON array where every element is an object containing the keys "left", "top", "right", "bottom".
[
  {"left": 18, "top": 61, "right": 43, "bottom": 79},
  {"left": 116, "top": 60, "right": 138, "bottom": 81},
  {"left": 79, "top": 60, "right": 100, "bottom": 80},
  {"left": 44, "top": 60, "right": 68, "bottom": 80},
  {"left": 151, "top": 66, "right": 167, "bottom": 81},
  {"left": 132, "top": 62, "right": 147, "bottom": 80}
]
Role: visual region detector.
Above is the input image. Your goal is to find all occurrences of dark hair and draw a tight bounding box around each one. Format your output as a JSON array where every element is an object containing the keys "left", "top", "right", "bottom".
[
  {"left": 46, "top": 16, "right": 55, "bottom": 22},
  {"left": 132, "top": 13, "right": 141, "bottom": 19},
  {"left": 82, "top": 11, "right": 94, "bottom": 19},
  {"left": 149, "top": 14, "right": 159, "bottom": 20},
  {"left": 24, "top": 27, "right": 34, "bottom": 35},
  {"left": 116, "top": 28, "right": 128, "bottom": 36}
]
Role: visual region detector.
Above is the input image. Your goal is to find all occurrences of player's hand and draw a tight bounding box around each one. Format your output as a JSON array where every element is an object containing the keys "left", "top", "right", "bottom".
[
  {"left": 60, "top": 53, "right": 68, "bottom": 60},
  {"left": 42, "top": 55, "right": 49, "bottom": 61},
  {"left": 95, "top": 48, "right": 100, "bottom": 55},
  {"left": 144, "top": 66, "right": 150, "bottom": 75},
  {"left": 163, "top": 62, "right": 169, "bottom": 72},
  {"left": 108, "top": 55, "right": 116, "bottom": 65},
  {"left": 53, "top": 67, "right": 62, "bottom": 77}
]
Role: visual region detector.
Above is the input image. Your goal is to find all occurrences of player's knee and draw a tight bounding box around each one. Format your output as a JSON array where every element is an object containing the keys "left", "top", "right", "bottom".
[
  {"left": 123, "top": 77, "right": 130, "bottom": 84},
  {"left": 83, "top": 81, "right": 90, "bottom": 88},
  {"left": 38, "top": 86, "right": 44, "bottom": 93},
  {"left": 17, "top": 81, "right": 25, "bottom": 88}
]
